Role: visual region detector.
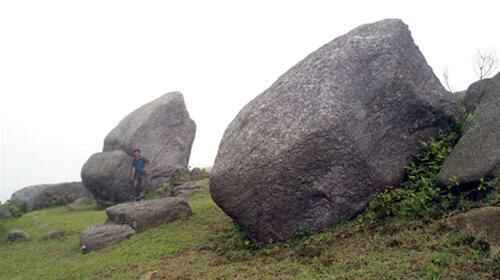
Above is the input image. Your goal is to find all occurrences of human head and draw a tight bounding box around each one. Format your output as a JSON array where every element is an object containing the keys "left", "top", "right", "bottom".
[{"left": 133, "top": 148, "right": 141, "bottom": 158}]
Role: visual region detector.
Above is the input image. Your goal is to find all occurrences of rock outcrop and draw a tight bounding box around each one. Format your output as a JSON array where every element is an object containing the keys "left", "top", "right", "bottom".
[
  {"left": 439, "top": 72, "right": 500, "bottom": 185},
  {"left": 10, "top": 182, "right": 94, "bottom": 212},
  {"left": 81, "top": 92, "right": 196, "bottom": 206},
  {"left": 106, "top": 197, "right": 192, "bottom": 232},
  {"left": 80, "top": 224, "right": 135, "bottom": 252},
  {"left": 210, "top": 19, "right": 461, "bottom": 243}
]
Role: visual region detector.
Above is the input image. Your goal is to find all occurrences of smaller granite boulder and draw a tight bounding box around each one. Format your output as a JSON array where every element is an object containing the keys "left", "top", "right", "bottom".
[
  {"left": 81, "top": 150, "right": 136, "bottom": 207},
  {"left": 447, "top": 207, "right": 500, "bottom": 254},
  {"left": 463, "top": 77, "right": 499, "bottom": 114},
  {"left": 80, "top": 224, "right": 135, "bottom": 252},
  {"left": 11, "top": 182, "right": 94, "bottom": 212},
  {"left": 7, "top": 229, "right": 30, "bottom": 242},
  {"left": 439, "top": 73, "right": 500, "bottom": 185},
  {"left": 106, "top": 197, "right": 192, "bottom": 232}
]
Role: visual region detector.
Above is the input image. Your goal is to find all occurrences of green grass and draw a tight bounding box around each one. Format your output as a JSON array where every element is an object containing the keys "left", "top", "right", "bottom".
[{"left": 0, "top": 181, "right": 498, "bottom": 279}]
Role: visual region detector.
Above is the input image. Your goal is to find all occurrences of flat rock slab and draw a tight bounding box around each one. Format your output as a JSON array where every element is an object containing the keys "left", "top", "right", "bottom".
[
  {"left": 80, "top": 224, "right": 135, "bottom": 252},
  {"left": 106, "top": 197, "right": 192, "bottom": 232},
  {"left": 7, "top": 229, "right": 30, "bottom": 242},
  {"left": 447, "top": 207, "right": 500, "bottom": 254}
]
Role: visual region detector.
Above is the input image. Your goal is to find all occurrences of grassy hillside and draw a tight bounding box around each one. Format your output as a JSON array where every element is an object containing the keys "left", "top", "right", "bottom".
[{"left": 0, "top": 180, "right": 498, "bottom": 280}]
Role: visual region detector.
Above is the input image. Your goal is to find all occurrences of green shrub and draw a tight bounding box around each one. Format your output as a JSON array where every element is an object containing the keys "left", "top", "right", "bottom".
[
  {"left": 2, "top": 200, "right": 27, "bottom": 218},
  {"left": 170, "top": 168, "right": 192, "bottom": 186},
  {"left": 360, "top": 122, "right": 497, "bottom": 223}
]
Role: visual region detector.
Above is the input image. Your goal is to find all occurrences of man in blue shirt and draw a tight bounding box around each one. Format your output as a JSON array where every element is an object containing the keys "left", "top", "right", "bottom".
[{"left": 129, "top": 148, "right": 149, "bottom": 200}]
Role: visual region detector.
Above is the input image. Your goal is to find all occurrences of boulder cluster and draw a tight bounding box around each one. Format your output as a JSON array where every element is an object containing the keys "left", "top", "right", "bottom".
[
  {"left": 81, "top": 92, "right": 196, "bottom": 207},
  {"left": 5, "top": 18, "right": 500, "bottom": 247}
]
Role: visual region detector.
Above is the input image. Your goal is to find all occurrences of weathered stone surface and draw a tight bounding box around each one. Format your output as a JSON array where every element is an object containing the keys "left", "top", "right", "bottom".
[
  {"left": 463, "top": 76, "right": 499, "bottom": 114},
  {"left": 7, "top": 229, "right": 30, "bottom": 242},
  {"left": 10, "top": 182, "right": 94, "bottom": 212},
  {"left": 81, "top": 150, "right": 135, "bottom": 207},
  {"left": 106, "top": 197, "right": 192, "bottom": 232},
  {"left": 103, "top": 92, "right": 196, "bottom": 187},
  {"left": 80, "top": 224, "right": 135, "bottom": 252},
  {"left": 211, "top": 19, "right": 461, "bottom": 243},
  {"left": 447, "top": 207, "right": 500, "bottom": 254},
  {"left": 172, "top": 179, "right": 208, "bottom": 198},
  {"left": 439, "top": 73, "right": 500, "bottom": 185}
]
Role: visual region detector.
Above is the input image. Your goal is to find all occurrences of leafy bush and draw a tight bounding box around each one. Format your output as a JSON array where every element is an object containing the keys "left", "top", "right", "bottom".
[
  {"left": 1, "top": 200, "right": 27, "bottom": 218},
  {"left": 360, "top": 123, "right": 497, "bottom": 223},
  {"left": 170, "top": 168, "right": 192, "bottom": 186}
]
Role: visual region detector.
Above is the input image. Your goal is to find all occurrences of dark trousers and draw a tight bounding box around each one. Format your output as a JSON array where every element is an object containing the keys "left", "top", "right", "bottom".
[{"left": 134, "top": 174, "right": 144, "bottom": 196}]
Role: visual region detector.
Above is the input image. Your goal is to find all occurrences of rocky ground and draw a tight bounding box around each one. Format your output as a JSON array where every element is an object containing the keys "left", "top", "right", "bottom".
[{"left": 1, "top": 179, "right": 500, "bottom": 280}]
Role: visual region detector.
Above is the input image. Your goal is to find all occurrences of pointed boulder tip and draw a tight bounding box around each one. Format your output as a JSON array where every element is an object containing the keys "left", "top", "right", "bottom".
[
  {"left": 349, "top": 18, "right": 410, "bottom": 37},
  {"left": 159, "top": 91, "right": 184, "bottom": 101}
]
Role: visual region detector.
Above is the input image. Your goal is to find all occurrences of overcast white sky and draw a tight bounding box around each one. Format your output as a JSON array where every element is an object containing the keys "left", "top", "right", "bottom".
[{"left": 1, "top": 1, "right": 498, "bottom": 202}]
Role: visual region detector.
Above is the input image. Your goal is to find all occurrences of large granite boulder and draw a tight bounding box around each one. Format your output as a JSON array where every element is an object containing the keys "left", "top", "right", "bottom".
[
  {"left": 103, "top": 92, "right": 196, "bottom": 187},
  {"left": 80, "top": 224, "right": 135, "bottom": 252},
  {"left": 106, "top": 197, "right": 192, "bottom": 232},
  {"left": 210, "top": 19, "right": 461, "bottom": 243},
  {"left": 81, "top": 92, "right": 196, "bottom": 206},
  {"left": 81, "top": 151, "right": 135, "bottom": 207},
  {"left": 439, "top": 72, "right": 500, "bottom": 185},
  {"left": 10, "top": 182, "right": 94, "bottom": 212}
]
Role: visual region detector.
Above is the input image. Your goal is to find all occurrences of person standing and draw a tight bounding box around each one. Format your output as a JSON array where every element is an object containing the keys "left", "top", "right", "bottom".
[{"left": 129, "top": 148, "right": 149, "bottom": 200}]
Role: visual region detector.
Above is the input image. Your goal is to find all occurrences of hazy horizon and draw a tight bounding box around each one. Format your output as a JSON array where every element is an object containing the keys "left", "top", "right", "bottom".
[{"left": 1, "top": 1, "right": 499, "bottom": 202}]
